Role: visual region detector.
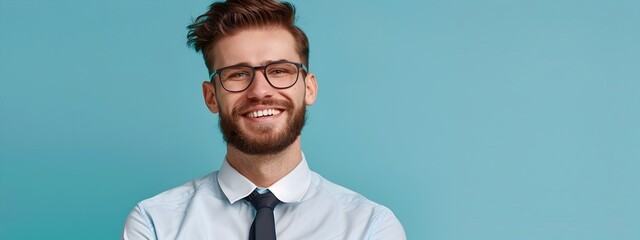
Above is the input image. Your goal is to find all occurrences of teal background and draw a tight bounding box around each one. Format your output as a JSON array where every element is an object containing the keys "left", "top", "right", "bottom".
[{"left": 1, "top": 0, "right": 639, "bottom": 239}]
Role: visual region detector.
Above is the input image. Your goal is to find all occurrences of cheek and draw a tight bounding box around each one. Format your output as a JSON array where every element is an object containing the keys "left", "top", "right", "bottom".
[
  {"left": 292, "top": 82, "right": 308, "bottom": 99},
  {"left": 215, "top": 95, "right": 237, "bottom": 114}
]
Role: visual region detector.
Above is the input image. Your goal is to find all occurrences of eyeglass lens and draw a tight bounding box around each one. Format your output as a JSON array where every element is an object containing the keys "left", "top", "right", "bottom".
[{"left": 218, "top": 62, "right": 299, "bottom": 91}]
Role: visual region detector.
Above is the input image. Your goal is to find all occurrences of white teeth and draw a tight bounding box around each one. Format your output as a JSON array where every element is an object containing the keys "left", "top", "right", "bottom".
[{"left": 247, "top": 109, "right": 281, "bottom": 118}]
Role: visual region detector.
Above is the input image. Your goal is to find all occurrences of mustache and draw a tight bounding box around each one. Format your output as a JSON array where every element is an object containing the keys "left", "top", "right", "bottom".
[{"left": 232, "top": 98, "right": 294, "bottom": 116}]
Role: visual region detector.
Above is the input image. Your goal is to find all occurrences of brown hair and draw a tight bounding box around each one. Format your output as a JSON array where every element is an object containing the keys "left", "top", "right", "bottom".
[{"left": 187, "top": 0, "right": 309, "bottom": 72}]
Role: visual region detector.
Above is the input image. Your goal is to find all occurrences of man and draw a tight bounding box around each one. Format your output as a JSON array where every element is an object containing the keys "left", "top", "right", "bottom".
[{"left": 122, "top": 0, "right": 406, "bottom": 239}]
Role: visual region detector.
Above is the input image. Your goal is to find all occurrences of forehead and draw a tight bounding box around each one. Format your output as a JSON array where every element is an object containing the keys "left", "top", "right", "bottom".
[{"left": 211, "top": 28, "right": 299, "bottom": 69}]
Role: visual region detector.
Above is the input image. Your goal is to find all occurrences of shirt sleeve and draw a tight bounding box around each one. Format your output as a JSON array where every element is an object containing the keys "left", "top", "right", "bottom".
[
  {"left": 122, "top": 205, "right": 154, "bottom": 240},
  {"left": 369, "top": 208, "right": 407, "bottom": 240}
]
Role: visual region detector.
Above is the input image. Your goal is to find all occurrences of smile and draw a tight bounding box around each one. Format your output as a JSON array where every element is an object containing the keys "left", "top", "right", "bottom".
[{"left": 245, "top": 109, "right": 282, "bottom": 118}]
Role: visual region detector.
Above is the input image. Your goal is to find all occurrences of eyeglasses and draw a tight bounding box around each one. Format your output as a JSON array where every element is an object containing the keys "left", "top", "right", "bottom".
[{"left": 209, "top": 61, "right": 308, "bottom": 92}]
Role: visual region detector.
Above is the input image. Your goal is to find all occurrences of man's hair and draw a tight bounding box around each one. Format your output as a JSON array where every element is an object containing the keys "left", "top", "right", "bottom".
[{"left": 187, "top": 0, "right": 309, "bottom": 72}]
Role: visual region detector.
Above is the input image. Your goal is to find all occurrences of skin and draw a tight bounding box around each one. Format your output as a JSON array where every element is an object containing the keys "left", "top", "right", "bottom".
[{"left": 202, "top": 28, "right": 318, "bottom": 188}]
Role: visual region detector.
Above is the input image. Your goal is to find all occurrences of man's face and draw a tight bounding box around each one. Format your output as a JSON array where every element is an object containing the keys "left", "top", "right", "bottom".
[{"left": 202, "top": 28, "right": 317, "bottom": 155}]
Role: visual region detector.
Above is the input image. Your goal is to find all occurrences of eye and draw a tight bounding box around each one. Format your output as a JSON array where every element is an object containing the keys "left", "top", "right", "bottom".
[
  {"left": 222, "top": 69, "right": 252, "bottom": 81},
  {"left": 270, "top": 69, "right": 286, "bottom": 75},
  {"left": 267, "top": 64, "right": 296, "bottom": 76},
  {"left": 231, "top": 72, "right": 248, "bottom": 78}
]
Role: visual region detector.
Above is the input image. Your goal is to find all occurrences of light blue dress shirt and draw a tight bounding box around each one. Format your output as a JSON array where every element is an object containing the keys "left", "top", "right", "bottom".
[{"left": 122, "top": 154, "right": 406, "bottom": 239}]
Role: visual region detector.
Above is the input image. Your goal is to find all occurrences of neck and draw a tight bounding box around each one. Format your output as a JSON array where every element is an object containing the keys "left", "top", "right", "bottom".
[{"left": 226, "top": 137, "right": 302, "bottom": 188}]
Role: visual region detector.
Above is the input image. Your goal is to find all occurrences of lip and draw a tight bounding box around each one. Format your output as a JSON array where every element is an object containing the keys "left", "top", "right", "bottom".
[
  {"left": 239, "top": 105, "right": 286, "bottom": 123},
  {"left": 240, "top": 106, "right": 286, "bottom": 116}
]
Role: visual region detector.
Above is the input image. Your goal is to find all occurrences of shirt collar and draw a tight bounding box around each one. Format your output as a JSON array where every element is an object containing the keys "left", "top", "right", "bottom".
[{"left": 218, "top": 152, "right": 311, "bottom": 204}]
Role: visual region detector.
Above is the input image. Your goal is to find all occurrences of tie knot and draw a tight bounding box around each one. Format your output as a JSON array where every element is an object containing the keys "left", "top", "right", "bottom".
[{"left": 245, "top": 190, "right": 280, "bottom": 210}]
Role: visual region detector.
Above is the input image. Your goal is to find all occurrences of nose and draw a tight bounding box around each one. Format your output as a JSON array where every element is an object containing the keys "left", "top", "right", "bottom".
[{"left": 245, "top": 69, "right": 274, "bottom": 100}]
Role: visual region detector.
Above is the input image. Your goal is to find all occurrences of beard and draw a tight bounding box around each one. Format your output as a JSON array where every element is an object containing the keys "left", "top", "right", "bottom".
[{"left": 218, "top": 98, "right": 306, "bottom": 155}]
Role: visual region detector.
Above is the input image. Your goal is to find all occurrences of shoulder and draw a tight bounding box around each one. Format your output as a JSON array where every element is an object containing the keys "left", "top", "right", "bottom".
[
  {"left": 308, "top": 172, "right": 406, "bottom": 239},
  {"left": 136, "top": 171, "right": 221, "bottom": 210},
  {"left": 123, "top": 172, "right": 221, "bottom": 239},
  {"left": 309, "top": 171, "right": 383, "bottom": 208}
]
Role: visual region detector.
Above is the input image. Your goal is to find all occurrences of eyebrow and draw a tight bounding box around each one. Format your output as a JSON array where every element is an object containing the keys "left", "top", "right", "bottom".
[{"left": 220, "top": 59, "right": 292, "bottom": 69}]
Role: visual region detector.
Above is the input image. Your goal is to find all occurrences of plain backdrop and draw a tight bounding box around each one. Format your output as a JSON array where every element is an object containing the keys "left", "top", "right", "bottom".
[{"left": 1, "top": 0, "right": 639, "bottom": 239}]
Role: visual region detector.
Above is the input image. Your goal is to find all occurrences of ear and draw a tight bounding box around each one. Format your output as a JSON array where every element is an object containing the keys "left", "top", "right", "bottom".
[
  {"left": 303, "top": 73, "right": 318, "bottom": 106},
  {"left": 304, "top": 73, "right": 318, "bottom": 106},
  {"left": 202, "top": 81, "right": 219, "bottom": 114}
]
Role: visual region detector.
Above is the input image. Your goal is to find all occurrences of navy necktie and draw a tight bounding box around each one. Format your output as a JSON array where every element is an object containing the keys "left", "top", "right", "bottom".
[{"left": 245, "top": 190, "right": 281, "bottom": 240}]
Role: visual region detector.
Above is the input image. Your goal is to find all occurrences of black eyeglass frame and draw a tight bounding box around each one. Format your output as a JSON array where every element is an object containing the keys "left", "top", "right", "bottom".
[{"left": 209, "top": 60, "right": 308, "bottom": 93}]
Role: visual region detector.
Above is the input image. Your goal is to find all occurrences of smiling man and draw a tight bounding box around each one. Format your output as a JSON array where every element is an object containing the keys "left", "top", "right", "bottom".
[{"left": 122, "top": 0, "right": 405, "bottom": 239}]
